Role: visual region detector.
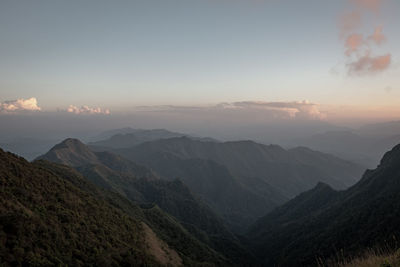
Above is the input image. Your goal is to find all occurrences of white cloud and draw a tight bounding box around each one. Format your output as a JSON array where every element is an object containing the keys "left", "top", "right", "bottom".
[
  {"left": 67, "top": 105, "right": 110, "bottom": 115},
  {"left": 0, "top": 97, "right": 41, "bottom": 113}
]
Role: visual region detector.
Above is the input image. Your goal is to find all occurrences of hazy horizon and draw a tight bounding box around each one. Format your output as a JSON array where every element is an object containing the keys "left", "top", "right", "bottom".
[{"left": 1, "top": 0, "right": 399, "bottom": 127}]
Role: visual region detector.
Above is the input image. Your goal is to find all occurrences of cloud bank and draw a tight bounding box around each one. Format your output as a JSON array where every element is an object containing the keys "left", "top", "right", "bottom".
[
  {"left": 0, "top": 97, "right": 41, "bottom": 113},
  {"left": 139, "top": 101, "right": 326, "bottom": 120},
  {"left": 228, "top": 101, "right": 326, "bottom": 120},
  {"left": 67, "top": 105, "right": 111, "bottom": 115}
]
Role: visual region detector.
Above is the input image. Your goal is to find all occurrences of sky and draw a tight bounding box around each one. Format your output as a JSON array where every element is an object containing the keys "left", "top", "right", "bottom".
[{"left": 0, "top": 0, "right": 399, "bottom": 125}]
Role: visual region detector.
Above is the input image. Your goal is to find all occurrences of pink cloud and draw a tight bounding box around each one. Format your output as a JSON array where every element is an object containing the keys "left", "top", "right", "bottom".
[
  {"left": 345, "top": 34, "right": 364, "bottom": 55},
  {"left": 348, "top": 53, "right": 391, "bottom": 75},
  {"left": 338, "top": 0, "right": 391, "bottom": 76},
  {"left": 368, "top": 26, "right": 386, "bottom": 45},
  {"left": 340, "top": 11, "right": 362, "bottom": 36}
]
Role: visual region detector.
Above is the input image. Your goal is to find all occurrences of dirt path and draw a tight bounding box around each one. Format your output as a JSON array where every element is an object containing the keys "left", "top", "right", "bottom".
[{"left": 142, "top": 222, "right": 183, "bottom": 266}]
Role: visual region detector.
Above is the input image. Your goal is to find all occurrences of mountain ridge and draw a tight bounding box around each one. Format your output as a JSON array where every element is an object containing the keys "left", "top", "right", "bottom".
[{"left": 247, "top": 143, "right": 400, "bottom": 266}]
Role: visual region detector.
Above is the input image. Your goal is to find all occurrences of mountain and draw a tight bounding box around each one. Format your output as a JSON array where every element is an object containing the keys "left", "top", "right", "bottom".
[
  {"left": 113, "top": 136, "right": 364, "bottom": 197},
  {"left": 90, "top": 127, "right": 146, "bottom": 140},
  {"left": 0, "top": 148, "right": 169, "bottom": 266},
  {"left": 35, "top": 160, "right": 232, "bottom": 266},
  {"left": 295, "top": 124, "right": 400, "bottom": 168},
  {"left": 37, "top": 138, "right": 154, "bottom": 177},
  {"left": 124, "top": 149, "right": 287, "bottom": 232},
  {"left": 0, "top": 147, "right": 246, "bottom": 265},
  {"left": 247, "top": 143, "right": 400, "bottom": 266},
  {"left": 357, "top": 120, "right": 400, "bottom": 137},
  {"left": 109, "top": 137, "right": 364, "bottom": 232},
  {"left": 37, "top": 139, "right": 253, "bottom": 264},
  {"left": 89, "top": 128, "right": 218, "bottom": 150}
]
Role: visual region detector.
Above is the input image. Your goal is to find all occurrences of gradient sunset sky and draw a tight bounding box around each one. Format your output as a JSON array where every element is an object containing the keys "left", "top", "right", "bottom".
[{"left": 0, "top": 0, "right": 399, "bottom": 120}]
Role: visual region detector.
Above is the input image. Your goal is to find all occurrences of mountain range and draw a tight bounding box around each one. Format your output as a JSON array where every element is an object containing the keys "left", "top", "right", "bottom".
[
  {"left": 3, "top": 125, "right": 400, "bottom": 266},
  {"left": 294, "top": 121, "right": 400, "bottom": 168},
  {"left": 2, "top": 134, "right": 400, "bottom": 265},
  {"left": 91, "top": 136, "right": 364, "bottom": 231},
  {"left": 89, "top": 128, "right": 218, "bottom": 150}
]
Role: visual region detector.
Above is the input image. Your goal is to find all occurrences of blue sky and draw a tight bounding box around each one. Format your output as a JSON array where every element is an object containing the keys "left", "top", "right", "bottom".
[{"left": 0, "top": 0, "right": 399, "bottom": 115}]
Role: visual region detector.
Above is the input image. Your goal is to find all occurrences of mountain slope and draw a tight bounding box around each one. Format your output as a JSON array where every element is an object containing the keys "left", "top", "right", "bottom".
[
  {"left": 37, "top": 139, "right": 253, "bottom": 264},
  {"left": 125, "top": 149, "right": 286, "bottom": 231},
  {"left": 34, "top": 160, "right": 230, "bottom": 266},
  {"left": 248, "top": 143, "right": 400, "bottom": 266},
  {"left": 0, "top": 149, "right": 160, "bottom": 266},
  {"left": 37, "top": 138, "right": 153, "bottom": 176}
]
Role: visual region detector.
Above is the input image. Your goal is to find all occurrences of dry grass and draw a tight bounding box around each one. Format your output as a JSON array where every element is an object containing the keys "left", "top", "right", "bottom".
[
  {"left": 142, "top": 222, "right": 183, "bottom": 267},
  {"left": 319, "top": 248, "right": 400, "bottom": 267},
  {"left": 338, "top": 250, "right": 400, "bottom": 267}
]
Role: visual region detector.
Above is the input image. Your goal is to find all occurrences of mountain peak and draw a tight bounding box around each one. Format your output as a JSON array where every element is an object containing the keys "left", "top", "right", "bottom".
[
  {"left": 55, "top": 138, "right": 86, "bottom": 148},
  {"left": 37, "top": 138, "right": 98, "bottom": 167},
  {"left": 314, "top": 181, "right": 332, "bottom": 190},
  {"left": 379, "top": 143, "right": 400, "bottom": 166}
]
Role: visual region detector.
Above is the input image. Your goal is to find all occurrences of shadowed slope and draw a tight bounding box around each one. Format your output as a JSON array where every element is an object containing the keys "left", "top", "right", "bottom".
[{"left": 248, "top": 144, "right": 400, "bottom": 266}]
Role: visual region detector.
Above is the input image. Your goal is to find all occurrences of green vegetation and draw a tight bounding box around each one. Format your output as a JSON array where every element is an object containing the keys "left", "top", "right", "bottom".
[
  {"left": 0, "top": 149, "right": 158, "bottom": 266},
  {"left": 142, "top": 205, "right": 227, "bottom": 266}
]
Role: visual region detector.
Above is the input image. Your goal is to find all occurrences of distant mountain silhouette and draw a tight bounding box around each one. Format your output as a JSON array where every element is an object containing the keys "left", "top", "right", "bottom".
[
  {"left": 295, "top": 122, "right": 400, "bottom": 168},
  {"left": 89, "top": 128, "right": 218, "bottom": 149},
  {"left": 358, "top": 120, "right": 400, "bottom": 137},
  {"left": 247, "top": 143, "right": 400, "bottom": 266}
]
